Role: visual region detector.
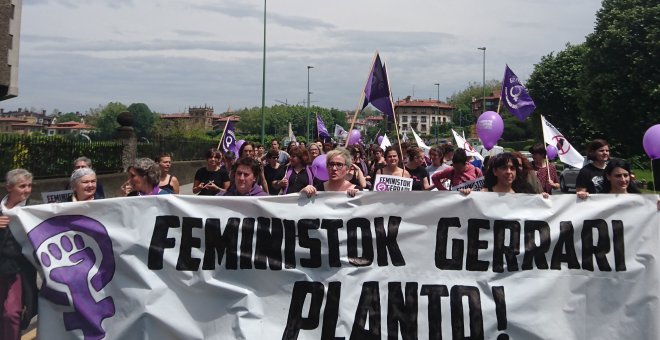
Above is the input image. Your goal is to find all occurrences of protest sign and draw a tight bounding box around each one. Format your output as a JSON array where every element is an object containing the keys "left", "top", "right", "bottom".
[
  {"left": 374, "top": 174, "right": 413, "bottom": 191},
  {"left": 451, "top": 176, "right": 485, "bottom": 191},
  {"left": 7, "top": 193, "right": 660, "bottom": 340},
  {"left": 40, "top": 189, "right": 73, "bottom": 203}
]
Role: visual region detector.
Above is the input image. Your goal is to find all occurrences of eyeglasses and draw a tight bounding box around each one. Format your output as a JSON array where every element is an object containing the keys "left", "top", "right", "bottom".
[{"left": 328, "top": 162, "right": 346, "bottom": 169}]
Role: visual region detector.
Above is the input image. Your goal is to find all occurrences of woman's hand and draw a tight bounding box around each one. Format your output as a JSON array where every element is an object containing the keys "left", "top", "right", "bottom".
[
  {"left": 576, "top": 191, "right": 589, "bottom": 200},
  {"left": 459, "top": 188, "right": 472, "bottom": 196},
  {"left": 347, "top": 188, "right": 359, "bottom": 197},
  {"left": 300, "top": 185, "right": 317, "bottom": 198},
  {"left": 0, "top": 215, "right": 10, "bottom": 229}
]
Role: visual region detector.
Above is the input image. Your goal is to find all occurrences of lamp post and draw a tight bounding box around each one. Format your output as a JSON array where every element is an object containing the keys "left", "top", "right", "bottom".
[
  {"left": 477, "top": 47, "right": 486, "bottom": 114},
  {"left": 260, "top": 0, "right": 267, "bottom": 145},
  {"left": 434, "top": 83, "right": 440, "bottom": 144},
  {"left": 307, "top": 65, "right": 314, "bottom": 142}
]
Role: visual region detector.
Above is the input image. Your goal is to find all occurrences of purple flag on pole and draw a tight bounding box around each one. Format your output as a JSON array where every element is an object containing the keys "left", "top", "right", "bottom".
[
  {"left": 501, "top": 64, "right": 536, "bottom": 121},
  {"left": 316, "top": 113, "right": 331, "bottom": 139},
  {"left": 362, "top": 54, "right": 394, "bottom": 117},
  {"left": 221, "top": 121, "right": 237, "bottom": 154}
]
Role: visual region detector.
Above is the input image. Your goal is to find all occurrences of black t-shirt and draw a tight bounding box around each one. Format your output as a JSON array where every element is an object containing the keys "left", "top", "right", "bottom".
[
  {"left": 575, "top": 163, "right": 605, "bottom": 194},
  {"left": 285, "top": 167, "right": 312, "bottom": 194},
  {"left": 194, "top": 167, "right": 230, "bottom": 196},
  {"left": 264, "top": 165, "right": 286, "bottom": 195},
  {"left": 406, "top": 166, "right": 429, "bottom": 191}
]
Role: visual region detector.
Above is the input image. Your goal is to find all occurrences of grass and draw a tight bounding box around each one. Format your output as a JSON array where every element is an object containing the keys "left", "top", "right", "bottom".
[{"left": 633, "top": 168, "right": 657, "bottom": 193}]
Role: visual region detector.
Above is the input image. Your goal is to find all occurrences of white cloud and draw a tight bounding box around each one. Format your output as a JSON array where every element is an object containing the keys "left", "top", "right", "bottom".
[{"left": 4, "top": 0, "right": 602, "bottom": 113}]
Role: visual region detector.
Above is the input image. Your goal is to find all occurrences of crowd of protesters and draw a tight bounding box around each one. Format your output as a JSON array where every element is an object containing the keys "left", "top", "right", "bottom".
[{"left": 1, "top": 136, "right": 659, "bottom": 339}]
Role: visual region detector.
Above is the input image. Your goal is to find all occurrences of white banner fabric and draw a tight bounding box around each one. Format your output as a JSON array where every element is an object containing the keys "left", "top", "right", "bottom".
[{"left": 7, "top": 193, "right": 660, "bottom": 340}]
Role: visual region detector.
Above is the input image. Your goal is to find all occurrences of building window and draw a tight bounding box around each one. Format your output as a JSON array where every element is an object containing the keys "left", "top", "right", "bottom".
[
  {"left": 421, "top": 124, "right": 427, "bottom": 132},
  {"left": 402, "top": 124, "right": 408, "bottom": 130},
  {"left": 411, "top": 116, "right": 417, "bottom": 122},
  {"left": 421, "top": 116, "right": 427, "bottom": 123},
  {"left": 402, "top": 116, "right": 408, "bottom": 122},
  {"left": 442, "top": 117, "right": 446, "bottom": 123}
]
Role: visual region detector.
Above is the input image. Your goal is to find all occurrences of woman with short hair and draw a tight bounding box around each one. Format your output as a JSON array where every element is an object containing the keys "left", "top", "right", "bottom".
[
  {"left": 0, "top": 169, "right": 38, "bottom": 339},
  {"left": 300, "top": 148, "right": 360, "bottom": 197},
  {"left": 576, "top": 139, "right": 610, "bottom": 194},
  {"left": 406, "top": 147, "right": 432, "bottom": 190},
  {"left": 127, "top": 158, "right": 171, "bottom": 196},
  {"left": 69, "top": 167, "right": 100, "bottom": 201}
]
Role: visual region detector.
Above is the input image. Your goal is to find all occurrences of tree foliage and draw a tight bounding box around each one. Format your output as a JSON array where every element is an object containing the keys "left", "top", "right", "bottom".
[
  {"left": 235, "top": 105, "right": 348, "bottom": 142},
  {"left": 579, "top": 0, "right": 659, "bottom": 156},
  {"left": 87, "top": 102, "right": 127, "bottom": 139},
  {"left": 526, "top": 43, "right": 600, "bottom": 148},
  {"left": 57, "top": 112, "right": 82, "bottom": 123},
  {"left": 127, "top": 103, "right": 160, "bottom": 138}
]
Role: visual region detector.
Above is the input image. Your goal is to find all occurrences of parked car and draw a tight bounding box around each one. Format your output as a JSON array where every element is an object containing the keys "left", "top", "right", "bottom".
[
  {"left": 519, "top": 151, "right": 533, "bottom": 164},
  {"left": 559, "top": 165, "right": 580, "bottom": 192}
]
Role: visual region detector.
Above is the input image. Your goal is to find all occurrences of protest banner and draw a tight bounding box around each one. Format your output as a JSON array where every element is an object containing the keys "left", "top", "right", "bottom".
[
  {"left": 374, "top": 174, "right": 413, "bottom": 191},
  {"left": 7, "top": 193, "right": 660, "bottom": 340}
]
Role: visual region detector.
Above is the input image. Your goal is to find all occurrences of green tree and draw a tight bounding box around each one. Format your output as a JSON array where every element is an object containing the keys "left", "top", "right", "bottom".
[
  {"left": 127, "top": 103, "right": 160, "bottom": 138},
  {"left": 526, "top": 43, "right": 600, "bottom": 148},
  {"left": 57, "top": 112, "right": 82, "bottom": 123},
  {"left": 447, "top": 80, "right": 500, "bottom": 127},
  {"left": 87, "top": 102, "right": 127, "bottom": 139},
  {"left": 579, "top": 0, "right": 659, "bottom": 156}
]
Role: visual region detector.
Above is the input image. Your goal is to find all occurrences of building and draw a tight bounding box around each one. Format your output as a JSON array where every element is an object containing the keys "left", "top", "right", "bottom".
[
  {"left": 0, "top": 108, "right": 54, "bottom": 134},
  {"left": 160, "top": 105, "right": 219, "bottom": 131},
  {"left": 471, "top": 91, "right": 500, "bottom": 116},
  {"left": 0, "top": 0, "right": 21, "bottom": 100},
  {"left": 46, "top": 121, "right": 93, "bottom": 136},
  {"left": 394, "top": 96, "right": 454, "bottom": 135}
]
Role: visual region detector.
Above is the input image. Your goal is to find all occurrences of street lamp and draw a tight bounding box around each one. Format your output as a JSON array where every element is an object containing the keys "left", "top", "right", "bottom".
[
  {"left": 434, "top": 83, "right": 440, "bottom": 144},
  {"left": 260, "top": 0, "right": 267, "bottom": 145},
  {"left": 477, "top": 47, "right": 486, "bottom": 114},
  {"left": 307, "top": 65, "right": 314, "bottom": 142}
]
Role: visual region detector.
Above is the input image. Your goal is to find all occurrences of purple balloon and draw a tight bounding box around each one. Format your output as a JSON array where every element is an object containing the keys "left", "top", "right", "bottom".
[
  {"left": 546, "top": 145, "right": 558, "bottom": 160},
  {"left": 476, "top": 111, "right": 504, "bottom": 150},
  {"left": 311, "top": 154, "right": 329, "bottom": 181},
  {"left": 377, "top": 136, "right": 384, "bottom": 145},
  {"left": 643, "top": 124, "right": 660, "bottom": 160},
  {"left": 348, "top": 129, "right": 361, "bottom": 146}
]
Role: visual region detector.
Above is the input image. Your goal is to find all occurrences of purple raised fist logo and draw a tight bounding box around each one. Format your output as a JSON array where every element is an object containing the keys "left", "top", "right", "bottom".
[{"left": 28, "top": 215, "right": 116, "bottom": 340}]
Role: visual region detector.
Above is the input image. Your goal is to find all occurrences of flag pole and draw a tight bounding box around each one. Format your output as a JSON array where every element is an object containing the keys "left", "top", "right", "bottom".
[
  {"left": 216, "top": 119, "right": 230, "bottom": 151},
  {"left": 382, "top": 62, "right": 404, "bottom": 168},
  {"left": 345, "top": 51, "right": 379, "bottom": 148},
  {"left": 316, "top": 113, "right": 320, "bottom": 141}
]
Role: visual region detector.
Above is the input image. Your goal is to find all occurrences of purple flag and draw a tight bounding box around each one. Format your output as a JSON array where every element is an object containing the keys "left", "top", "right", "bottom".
[
  {"left": 221, "top": 121, "right": 237, "bottom": 154},
  {"left": 362, "top": 54, "right": 394, "bottom": 117},
  {"left": 501, "top": 65, "right": 536, "bottom": 121},
  {"left": 316, "top": 113, "right": 331, "bottom": 139}
]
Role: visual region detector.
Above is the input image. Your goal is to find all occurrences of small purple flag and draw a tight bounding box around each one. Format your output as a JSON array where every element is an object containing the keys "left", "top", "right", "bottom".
[
  {"left": 221, "top": 121, "right": 237, "bottom": 154},
  {"left": 362, "top": 54, "right": 394, "bottom": 117},
  {"left": 316, "top": 113, "right": 331, "bottom": 139},
  {"left": 501, "top": 65, "right": 536, "bottom": 121}
]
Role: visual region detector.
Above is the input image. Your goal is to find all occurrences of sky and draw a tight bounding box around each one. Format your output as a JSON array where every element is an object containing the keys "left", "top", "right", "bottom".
[{"left": 3, "top": 0, "right": 603, "bottom": 115}]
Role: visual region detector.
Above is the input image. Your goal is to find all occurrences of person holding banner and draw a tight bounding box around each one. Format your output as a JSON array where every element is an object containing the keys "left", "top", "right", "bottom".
[
  {"left": 68, "top": 167, "right": 100, "bottom": 201},
  {"left": 127, "top": 158, "right": 172, "bottom": 196},
  {"left": 577, "top": 158, "right": 641, "bottom": 199},
  {"left": 0, "top": 169, "right": 38, "bottom": 339},
  {"left": 156, "top": 153, "right": 180, "bottom": 194},
  {"left": 67, "top": 156, "right": 105, "bottom": 198},
  {"left": 218, "top": 157, "right": 269, "bottom": 197},
  {"left": 529, "top": 143, "right": 560, "bottom": 194},
  {"left": 376, "top": 146, "right": 410, "bottom": 179},
  {"left": 431, "top": 149, "right": 482, "bottom": 191},
  {"left": 406, "top": 147, "right": 432, "bottom": 191},
  {"left": 576, "top": 139, "right": 610, "bottom": 194},
  {"left": 300, "top": 148, "right": 360, "bottom": 197},
  {"left": 193, "top": 149, "right": 230, "bottom": 196}
]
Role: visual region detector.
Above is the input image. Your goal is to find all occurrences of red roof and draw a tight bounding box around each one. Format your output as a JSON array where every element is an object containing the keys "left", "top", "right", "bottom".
[
  {"left": 50, "top": 122, "right": 92, "bottom": 129},
  {"left": 215, "top": 115, "right": 241, "bottom": 122},
  {"left": 0, "top": 117, "right": 27, "bottom": 123},
  {"left": 365, "top": 116, "right": 384, "bottom": 121}
]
